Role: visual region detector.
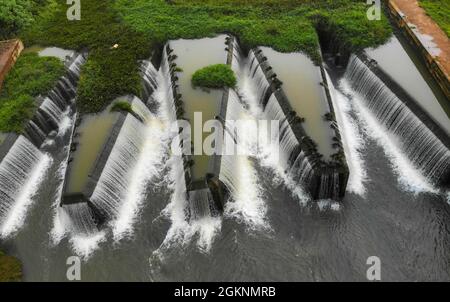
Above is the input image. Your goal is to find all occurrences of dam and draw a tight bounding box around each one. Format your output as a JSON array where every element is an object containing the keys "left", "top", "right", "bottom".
[
  {"left": 343, "top": 35, "right": 450, "bottom": 187},
  {"left": 168, "top": 36, "right": 229, "bottom": 219},
  {"left": 60, "top": 96, "right": 154, "bottom": 234}
]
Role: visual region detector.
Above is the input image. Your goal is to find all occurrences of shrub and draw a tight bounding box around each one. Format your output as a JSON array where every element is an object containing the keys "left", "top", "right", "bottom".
[
  {"left": 111, "top": 101, "right": 134, "bottom": 114},
  {"left": 0, "top": 52, "right": 64, "bottom": 133},
  {"left": 192, "top": 64, "right": 237, "bottom": 89}
]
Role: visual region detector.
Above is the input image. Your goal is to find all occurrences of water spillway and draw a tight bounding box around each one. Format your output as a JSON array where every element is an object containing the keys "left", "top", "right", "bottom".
[
  {"left": 231, "top": 39, "right": 349, "bottom": 200},
  {"left": 345, "top": 53, "right": 450, "bottom": 187},
  {"left": 366, "top": 36, "right": 450, "bottom": 126},
  {"left": 23, "top": 52, "right": 87, "bottom": 148},
  {"left": 168, "top": 36, "right": 230, "bottom": 219},
  {"left": 259, "top": 47, "right": 335, "bottom": 160},
  {"left": 0, "top": 134, "right": 49, "bottom": 235},
  {"left": 60, "top": 96, "right": 153, "bottom": 234}
]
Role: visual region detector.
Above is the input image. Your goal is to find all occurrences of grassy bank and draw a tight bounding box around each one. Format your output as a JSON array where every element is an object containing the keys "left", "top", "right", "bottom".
[
  {"left": 0, "top": 52, "right": 65, "bottom": 132},
  {"left": 116, "top": 0, "right": 391, "bottom": 61},
  {"left": 419, "top": 0, "right": 450, "bottom": 37},
  {"left": 21, "top": 0, "right": 151, "bottom": 113},
  {"left": 0, "top": 250, "right": 22, "bottom": 282},
  {"left": 20, "top": 0, "right": 391, "bottom": 114},
  {"left": 0, "top": 0, "right": 49, "bottom": 40}
]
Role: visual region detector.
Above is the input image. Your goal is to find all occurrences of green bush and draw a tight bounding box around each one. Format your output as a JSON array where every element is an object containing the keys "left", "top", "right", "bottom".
[
  {"left": 0, "top": 0, "right": 48, "bottom": 39},
  {"left": 111, "top": 101, "right": 134, "bottom": 114},
  {"left": 0, "top": 53, "right": 65, "bottom": 133},
  {"left": 0, "top": 53, "right": 65, "bottom": 99},
  {"left": 192, "top": 64, "right": 237, "bottom": 89}
]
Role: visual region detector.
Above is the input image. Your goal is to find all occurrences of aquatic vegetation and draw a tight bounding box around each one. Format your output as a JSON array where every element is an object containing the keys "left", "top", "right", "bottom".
[
  {"left": 0, "top": 53, "right": 65, "bottom": 132},
  {"left": 111, "top": 101, "right": 134, "bottom": 114},
  {"left": 19, "top": 0, "right": 391, "bottom": 114},
  {"left": 192, "top": 64, "right": 237, "bottom": 89}
]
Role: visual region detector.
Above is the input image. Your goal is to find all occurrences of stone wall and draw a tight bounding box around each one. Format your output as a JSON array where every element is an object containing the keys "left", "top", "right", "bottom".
[{"left": 0, "top": 39, "right": 24, "bottom": 91}]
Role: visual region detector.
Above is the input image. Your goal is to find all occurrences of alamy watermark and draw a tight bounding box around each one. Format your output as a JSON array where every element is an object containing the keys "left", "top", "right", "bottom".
[
  {"left": 367, "top": 0, "right": 381, "bottom": 21},
  {"left": 169, "top": 113, "right": 280, "bottom": 159},
  {"left": 66, "top": 256, "right": 81, "bottom": 281},
  {"left": 67, "top": 0, "right": 81, "bottom": 21},
  {"left": 366, "top": 256, "right": 381, "bottom": 281}
]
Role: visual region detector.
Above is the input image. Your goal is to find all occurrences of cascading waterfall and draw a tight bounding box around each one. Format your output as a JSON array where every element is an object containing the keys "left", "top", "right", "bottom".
[
  {"left": 218, "top": 89, "right": 268, "bottom": 228},
  {"left": 230, "top": 48, "right": 311, "bottom": 203},
  {"left": 324, "top": 70, "right": 367, "bottom": 195},
  {"left": 345, "top": 55, "right": 450, "bottom": 186},
  {"left": 0, "top": 136, "right": 51, "bottom": 237},
  {"left": 263, "top": 95, "right": 300, "bottom": 171},
  {"left": 140, "top": 60, "right": 159, "bottom": 103},
  {"left": 61, "top": 202, "right": 99, "bottom": 236},
  {"left": 90, "top": 114, "right": 150, "bottom": 222},
  {"left": 24, "top": 53, "right": 87, "bottom": 147},
  {"left": 247, "top": 51, "right": 271, "bottom": 108}
]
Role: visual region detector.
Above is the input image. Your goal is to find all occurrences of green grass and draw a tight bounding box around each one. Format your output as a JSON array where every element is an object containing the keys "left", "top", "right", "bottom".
[
  {"left": 19, "top": 0, "right": 391, "bottom": 113},
  {"left": 115, "top": 0, "right": 391, "bottom": 62},
  {"left": 21, "top": 0, "right": 152, "bottom": 113},
  {"left": 0, "top": 0, "right": 48, "bottom": 39},
  {"left": 0, "top": 250, "right": 22, "bottom": 282},
  {"left": 111, "top": 101, "right": 134, "bottom": 114},
  {"left": 0, "top": 52, "right": 65, "bottom": 132},
  {"left": 419, "top": 0, "right": 450, "bottom": 37},
  {"left": 192, "top": 64, "right": 237, "bottom": 89}
]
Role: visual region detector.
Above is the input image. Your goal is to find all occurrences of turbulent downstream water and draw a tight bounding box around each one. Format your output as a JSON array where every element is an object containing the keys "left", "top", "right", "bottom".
[{"left": 1, "top": 39, "right": 450, "bottom": 281}]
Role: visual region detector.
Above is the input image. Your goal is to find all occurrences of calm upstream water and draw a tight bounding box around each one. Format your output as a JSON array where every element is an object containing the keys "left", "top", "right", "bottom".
[{"left": 1, "top": 37, "right": 450, "bottom": 282}]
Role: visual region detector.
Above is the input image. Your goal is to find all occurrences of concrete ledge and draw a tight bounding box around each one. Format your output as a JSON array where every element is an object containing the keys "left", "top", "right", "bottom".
[
  {"left": 251, "top": 47, "right": 349, "bottom": 199},
  {"left": 386, "top": 0, "right": 450, "bottom": 100},
  {"left": 357, "top": 51, "right": 450, "bottom": 151}
]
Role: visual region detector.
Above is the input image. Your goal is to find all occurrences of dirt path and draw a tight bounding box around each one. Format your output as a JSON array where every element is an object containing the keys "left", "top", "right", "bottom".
[{"left": 391, "top": 0, "right": 450, "bottom": 78}]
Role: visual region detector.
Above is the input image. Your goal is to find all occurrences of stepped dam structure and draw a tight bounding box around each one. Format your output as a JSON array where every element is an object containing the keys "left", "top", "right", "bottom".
[
  {"left": 344, "top": 37, "right": 450, "bottom": 187},
  {"left": 60, "top": 96, "right": 154, "bottom": 234},
  {"left": 166, "top": 35, "right": 229, "bottom": 220},
  {"left": 160, "top": 34, "right": 349, "bottom": 222},
  {"left": 23, "top": 52, "right": 87, "bottom": 148},
  {"left": 0, "top": 51, "right": 86, "bottom": 235},
  {"left": 57, "top": 33, "right": 449, "bottom": 237},
  {"left": 227, "top": 37, "right": 349, "bottom": 200}
]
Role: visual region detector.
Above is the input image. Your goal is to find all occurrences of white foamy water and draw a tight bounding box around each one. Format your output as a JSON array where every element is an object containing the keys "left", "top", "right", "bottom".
[
  {"left": 317, "top": 199, "right": 341, "bottom": 212},
  {"left": 112, "top": 118, "right": 168, "bottom": 240},
  {"left": 328, "top": 78, "right": 368, "bottom": 196},
  {"left": 0, "top": 153, "right": 52, "bottom": 238},
  {"left": 57, "top": 108, "right": 75, "bottom": 137},
  {"left": 159, "top": 155, "right": 222, "bottom": 253},
  {"left": 69, "top": 231, "right": 107, "bottom": 259},
  {"left": 223, "top": 155, "right": 269, "bottom": 230},
  {"left": 51, "top": 112, "right": 78, "bottom": 245},
  {"left": 341, "top": 80, "right": 438, "bottom": 194},
  {"left": 237, "top": 69, "right": 311, "bottom": 206},
  {"left": 220, "top": 92, "right": 269, "bottom": 230}
]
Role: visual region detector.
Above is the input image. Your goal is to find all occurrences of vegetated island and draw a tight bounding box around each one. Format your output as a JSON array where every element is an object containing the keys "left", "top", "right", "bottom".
[{"left": 192, "top": 64, "right": 237, "bottom": 89}]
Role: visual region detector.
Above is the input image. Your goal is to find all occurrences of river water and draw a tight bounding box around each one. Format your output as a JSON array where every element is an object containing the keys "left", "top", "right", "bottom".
[{"left": 1, "top": 37, "right": 449, "bottom": 282}]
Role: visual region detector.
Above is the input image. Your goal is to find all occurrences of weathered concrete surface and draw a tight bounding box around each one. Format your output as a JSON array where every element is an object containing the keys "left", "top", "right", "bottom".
[
  {"left": 0, "top": 39, "right": 23, "bottom": 90},
  {"left": 388, "top": 0, "right": 450, "bottom": 99}
]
